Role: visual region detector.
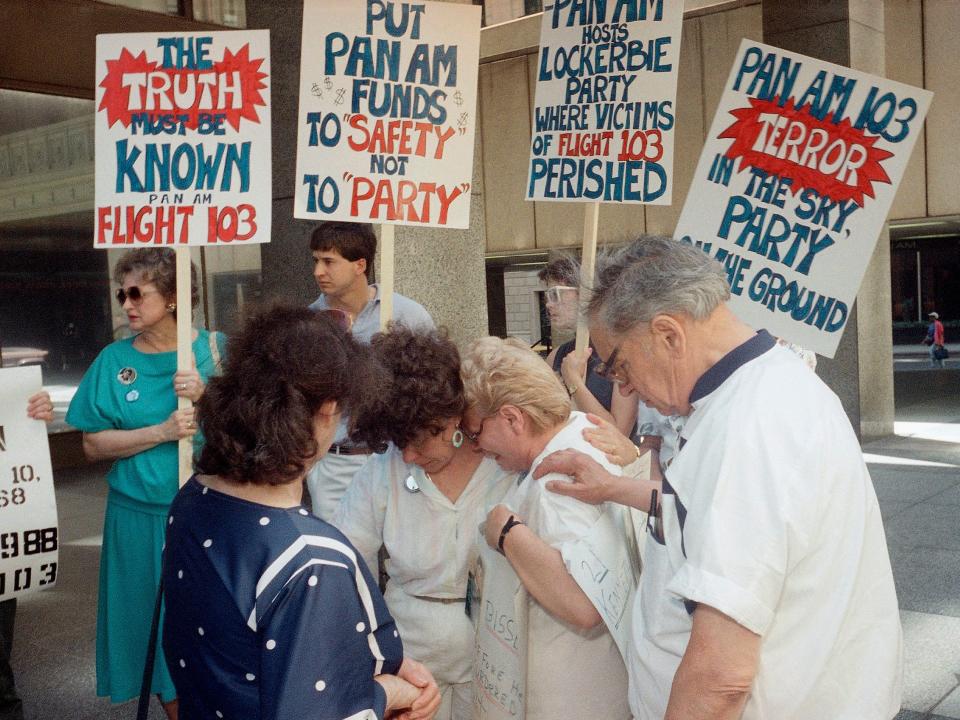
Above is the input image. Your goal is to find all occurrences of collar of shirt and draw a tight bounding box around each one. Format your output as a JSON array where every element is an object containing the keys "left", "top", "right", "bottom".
[
  {"left": 310, "top": 284, "right": 384, "bottom": 345},
  {"left": 688, "top": 329, "right": 776, "bottom": 408}
]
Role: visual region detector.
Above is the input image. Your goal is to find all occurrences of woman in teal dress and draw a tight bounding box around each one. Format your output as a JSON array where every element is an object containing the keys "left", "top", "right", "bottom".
[{"left": 66, "top": 248, "right": 225, "bottom": 719}]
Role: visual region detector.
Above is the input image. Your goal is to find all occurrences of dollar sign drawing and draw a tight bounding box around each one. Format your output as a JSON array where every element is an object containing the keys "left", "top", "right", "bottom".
[
  {"left": 335, "top": 88, "right": 346, "bottom": 105},
  {"left": 324, "top": 77, "right": 333, "bottom": 90},
  {"left": 310, "top": 82, "right": 323, "bottom": 98},
  {"left": 454, "top": 90, "right": 464, "bottom": 106}
]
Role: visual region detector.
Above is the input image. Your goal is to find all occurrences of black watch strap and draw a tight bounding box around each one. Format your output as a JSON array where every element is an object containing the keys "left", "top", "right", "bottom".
[{"left": 497, "top": 515, "right": 524, "bottom": 555}]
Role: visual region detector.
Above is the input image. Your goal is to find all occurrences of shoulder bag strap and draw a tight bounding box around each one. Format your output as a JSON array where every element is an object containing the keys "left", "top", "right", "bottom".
[{"left": 136, "top": 578, "right": 164, "bottom": 720}]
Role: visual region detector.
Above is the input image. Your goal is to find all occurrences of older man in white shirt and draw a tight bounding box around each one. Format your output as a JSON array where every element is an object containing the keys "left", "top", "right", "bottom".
[{"left": 535, "top": 236, "right": 902, "bottom": 720}]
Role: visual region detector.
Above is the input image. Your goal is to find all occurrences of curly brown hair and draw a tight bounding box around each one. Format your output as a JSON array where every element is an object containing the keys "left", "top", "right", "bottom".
[
  {"left": 350, "top": 324, "right": 464, "bottom": 451},
  {"left": 195, "top": 305, "right": 383, "bottom": 485}
]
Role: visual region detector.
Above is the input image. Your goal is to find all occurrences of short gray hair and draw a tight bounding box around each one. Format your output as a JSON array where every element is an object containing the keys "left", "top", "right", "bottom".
[{"left": 588, "top": 236, "right": 730, "bottom": 334}]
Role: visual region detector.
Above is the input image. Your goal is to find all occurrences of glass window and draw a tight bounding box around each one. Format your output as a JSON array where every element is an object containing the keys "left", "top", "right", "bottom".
[
  {"left": 94, "top": 0, "right": 246, "bottom": 26},
  {"left": 0, "top": 90, "right": 100, "bottom": 431},
  {"left": 97, "top": 0, "right": 180, "bottom": 15},
  {"left": 193, "top": 0, "right": 247, "bottom": 27}
]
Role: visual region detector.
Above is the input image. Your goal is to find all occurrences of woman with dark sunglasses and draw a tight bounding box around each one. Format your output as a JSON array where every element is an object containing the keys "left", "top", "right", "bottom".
[
  {"left": 66, "top": 248, "right": 225, "bottom": 719},
  {"left": 333, "top": 324, "right": 517, "bottom": 720}
]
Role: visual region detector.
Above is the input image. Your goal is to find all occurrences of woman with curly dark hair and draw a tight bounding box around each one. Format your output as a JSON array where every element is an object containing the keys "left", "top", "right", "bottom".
[
  {"left": 161, "top": 306, "right": 440, "bottom": 720},
  {"left": 334, "top": 324, "right": 517, "bottom": 720}
]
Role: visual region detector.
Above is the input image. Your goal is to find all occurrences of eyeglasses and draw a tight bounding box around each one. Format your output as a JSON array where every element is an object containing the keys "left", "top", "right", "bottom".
[
  {"left": 544, "top": 286, "right": 578, "bottom": 304},
  {"left": 115, "top": 286, "right": 160, "bottom": 306},
  {"left": 317, "top": 308, "right": 353, "bottom": 331},
  {"left": 460, "top": 416, "right": 490, "bottom": 444},
  {"left": 595, "top": 346, "right": 628, "bottom": 384},
  {"left": 647, "top": 489, "right": 664, "bottom": 544}
]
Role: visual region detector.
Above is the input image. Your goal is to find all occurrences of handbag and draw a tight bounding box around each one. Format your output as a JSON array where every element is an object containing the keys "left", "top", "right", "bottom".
[{"left": 934, "top": 344, "right": 950, "bottom": 361}]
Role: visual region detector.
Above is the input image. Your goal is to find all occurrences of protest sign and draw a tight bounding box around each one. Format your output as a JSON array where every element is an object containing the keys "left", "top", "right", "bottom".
[
  {"left": 95, "top": 30, "right": 271, "bottom": 479},
  {"left": 295, "top": 0, "right": 481, "bottom": 229},
  {"left": 527, "top": 0, "right": 683, "bottom": 204},
  {"left": 0, "top": 368, "right": 58, "bottom": 601},
  {"left": 95, "top": 30, "right": 271, "bottom": 247},
  {"left": 675, "top": 40, "right": 932, "bottom": 357},
  {"left": 566, "top": 505, "right": 638, "bottom": 660},
  {"left": 473, "top": 543, "right": 527, "bottom": 720}
]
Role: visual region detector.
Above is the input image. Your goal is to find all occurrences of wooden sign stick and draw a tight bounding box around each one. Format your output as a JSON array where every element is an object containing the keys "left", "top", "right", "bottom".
[
  {"left": 379, "top": 224, "right": 395, "bottom": 331},
  {"left": 575, "top": 202, "right": 600, "bottom": 355},
  {"left": 175, "top": 247, "right": 193, "bottom": 486}
]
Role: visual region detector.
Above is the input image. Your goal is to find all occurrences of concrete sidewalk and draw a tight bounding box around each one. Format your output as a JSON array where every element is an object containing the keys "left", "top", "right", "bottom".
[{"left": 8, "top": 370, "right": 960, "bottom": 719}]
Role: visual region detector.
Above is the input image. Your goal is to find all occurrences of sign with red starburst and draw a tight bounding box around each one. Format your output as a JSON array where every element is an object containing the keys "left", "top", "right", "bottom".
[
  {"left": 95, "top": 31, "right": 271, "bottom": 247},
  {"left": 676, "top": 40, "right": 932, "bottom": 357}
]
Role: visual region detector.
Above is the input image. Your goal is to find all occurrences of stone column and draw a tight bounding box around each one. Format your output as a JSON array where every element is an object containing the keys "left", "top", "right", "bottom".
[
  {"left": 246, "top": 0, "right": 489, "bottom": 348},
  {"left": 762, "top": 0, "right": 894, "bottom": 439}
]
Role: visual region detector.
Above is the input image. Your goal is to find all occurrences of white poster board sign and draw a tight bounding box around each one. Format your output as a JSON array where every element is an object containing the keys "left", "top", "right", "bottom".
[
  {"left": 675, "top": 40, "right": 932, "bottom": 357},
  {"left": 473, "top": 543, "right": 527, "bottom": 720},
  {"left": 566, "top": 505, "right": 638, "bottom": 660},
  {"left": 0, "top": 368, "right": 58, "bottom": 601},
  {"left": 526, "top": 0, "right": 683, "bottom": 204},
  {"left": 295, "top": 0, "right": 481, "bottom": 228},
  {"left": 95, "top": 30, "right": 271, "bottom": 247}
]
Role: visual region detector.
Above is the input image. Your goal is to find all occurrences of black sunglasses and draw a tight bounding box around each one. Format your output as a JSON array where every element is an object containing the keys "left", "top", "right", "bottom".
[{"left": 115, "top": 286, "right": 159, "bottom": 306}]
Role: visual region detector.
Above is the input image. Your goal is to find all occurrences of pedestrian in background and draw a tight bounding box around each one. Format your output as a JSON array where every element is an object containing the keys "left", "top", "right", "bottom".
[{"left": 925, "top": 311, "right": 946, "bottom": 368}]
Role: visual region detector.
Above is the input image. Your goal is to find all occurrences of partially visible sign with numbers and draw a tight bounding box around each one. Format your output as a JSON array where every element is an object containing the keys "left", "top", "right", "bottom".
[{"left": 0, "top": 367, "right": 58, "bottom": 600}]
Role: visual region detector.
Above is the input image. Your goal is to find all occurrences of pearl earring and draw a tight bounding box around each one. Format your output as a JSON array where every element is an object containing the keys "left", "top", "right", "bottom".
[{"left": 166, "top": 303, "right": 177, "bottom": 313}]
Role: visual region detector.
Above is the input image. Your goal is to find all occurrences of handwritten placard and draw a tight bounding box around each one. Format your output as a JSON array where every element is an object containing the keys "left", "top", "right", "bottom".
[
  {"left": 0, "top": 368, "right": 58, "bottom": 601},
  {"left": 527, "top": 0, "right": 683, "bottom": 204},
  {"left": 675, "top": 40, "right": 932, "bottom": 357},
  {"left": 473, "top": 543, "right": 527, "bottom": 720},
  {"left": 566, "top": 505, "right": 638, "bottom": 660},
  {"left": 295, "top": 0, "right": 481, "bottom": 228},
  {"left": 95, "top": 31, "right": 271, "bottom": 247}
]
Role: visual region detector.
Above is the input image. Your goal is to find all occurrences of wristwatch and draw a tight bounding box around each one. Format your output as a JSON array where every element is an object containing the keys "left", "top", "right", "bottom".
[{"left": 497, "top": 515, "right": 524, "bottom": 555}]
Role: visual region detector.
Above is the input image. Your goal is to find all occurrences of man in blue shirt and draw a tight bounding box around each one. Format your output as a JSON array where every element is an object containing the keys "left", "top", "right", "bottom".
[{"left": 306, "top": 222, "right": 434, "bottom": 520}]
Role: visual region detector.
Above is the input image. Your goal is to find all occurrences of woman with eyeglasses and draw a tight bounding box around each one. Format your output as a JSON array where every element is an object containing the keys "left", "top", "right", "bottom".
[
  {"left": 539, "top": 256, "right": 637, "bottom": 437},
  {"left": 66, "top": 248, "right": 225, "bottom": 719},
  {"left": 333, "top": 324, "right": 517, "bottom": 720},
  {"left": 460, "top": 335, "right": 631, "bottom": 720}
]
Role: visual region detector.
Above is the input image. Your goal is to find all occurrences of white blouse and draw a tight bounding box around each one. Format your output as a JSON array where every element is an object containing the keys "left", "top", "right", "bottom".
[{"left": 333, "top": 447, "right": 518, "bottom": 599}]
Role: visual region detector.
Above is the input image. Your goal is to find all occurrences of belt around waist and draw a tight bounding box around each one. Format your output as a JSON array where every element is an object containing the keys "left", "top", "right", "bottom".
[
  {"left": 329, "top": 443, "right": 372, "bottom": 456},
  {"left": 413, "top": 595, "right": 467, "bottom": 604}
]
